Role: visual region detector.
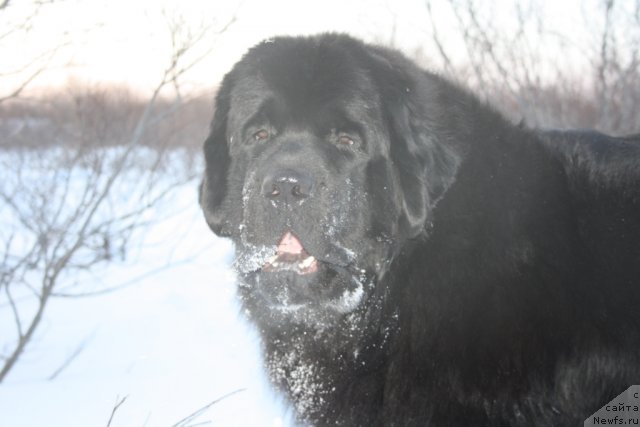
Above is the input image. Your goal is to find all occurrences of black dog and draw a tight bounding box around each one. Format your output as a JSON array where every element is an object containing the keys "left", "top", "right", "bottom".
[{"left": 200, "top": 34, "right": 640, "bottom": 426}]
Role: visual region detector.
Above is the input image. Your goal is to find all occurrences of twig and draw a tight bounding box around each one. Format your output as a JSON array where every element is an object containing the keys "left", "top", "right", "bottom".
[
  {"left": 51, "top": 248, "right": 211, "bottom": 298},
  {"left": 426, "top": 1, "right": 454, "bottom": 74},
  {"left": 0, "top": 282, "right": 51, "bottom": 382},
  {"left": 48, "top": 337, "right": 90, "bottom": 380},
  {"left": 106, "top": 395, "right": 128, "bottom": 427},
  {"left": 4, "top": 285, "right": 23, "bottom": 338},
  {"left": 171, "top": 389, "right": 246, "bottom": 427}
]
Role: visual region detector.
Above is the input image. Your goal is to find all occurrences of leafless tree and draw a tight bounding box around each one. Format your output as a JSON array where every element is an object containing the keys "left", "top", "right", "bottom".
[
  {"left": 421, "top": 0, "right": 640, "bottom": 135},
  {"left": 590, "top": 0, "right": 640, "bottom": 133},
  {"left": 0, "top": 9, "right": 236, "bottom": 382}
]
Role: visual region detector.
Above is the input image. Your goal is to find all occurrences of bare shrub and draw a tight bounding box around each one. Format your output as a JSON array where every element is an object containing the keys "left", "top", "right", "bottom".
[
  {"left": 0, "top": 10, "right": 234, "bottom": 382},
  {"left": 420, "top": 0, "right": 640, "bottom": 135}
]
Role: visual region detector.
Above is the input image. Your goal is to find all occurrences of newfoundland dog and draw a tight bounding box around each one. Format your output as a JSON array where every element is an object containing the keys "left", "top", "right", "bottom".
[{"left": 200, "top": 34, "right": 640, "bottom": 426}]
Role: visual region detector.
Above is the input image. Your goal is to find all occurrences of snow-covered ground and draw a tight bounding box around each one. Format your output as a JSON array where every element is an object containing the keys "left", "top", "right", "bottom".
[{"left": 0, "top": 165, "right": 294, "bottom": 426}]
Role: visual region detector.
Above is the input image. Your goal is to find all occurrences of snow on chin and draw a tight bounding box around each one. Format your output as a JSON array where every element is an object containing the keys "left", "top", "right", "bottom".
[
  {"left": 326, "top": 280, "right": 364, "bottom": 314},
  {"left": 235, "top": 240, "right": 369, "bottom": 321},
  {"left": 233, "top": 243, "right": 277, "bottom": 274},
  {"left": 270, "top": 273, "right": 367, "bottom": 317}
]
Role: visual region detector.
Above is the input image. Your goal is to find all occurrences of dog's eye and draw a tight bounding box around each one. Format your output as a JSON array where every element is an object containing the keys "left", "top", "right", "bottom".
[
  {"left": 253, "top": 129, "right": 270, "bottom": 141},
  {"left": 329, "top": 129, "right": 360, "bottom": 149},
  {"left": 338, "top": 135, "right": 355, "bottom": 146}
]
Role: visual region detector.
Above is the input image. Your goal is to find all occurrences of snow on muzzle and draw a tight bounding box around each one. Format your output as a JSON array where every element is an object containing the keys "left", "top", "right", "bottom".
[{"left": 262, "top": 232, "right": 319, "bottom": 275}]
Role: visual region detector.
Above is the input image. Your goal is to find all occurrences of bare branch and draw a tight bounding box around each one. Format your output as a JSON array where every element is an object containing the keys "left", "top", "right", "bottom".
[
  {"left": 4, "top": 285, "right": 23, "bottom": 338},
  {"left": 51, "top": 247, "right": 208, "bottom": 298},
  {"left": 105, "top": 395, "right": 128, "bottom": 427},
  {"left": 0, "top": 5, "right": 69, "bottom": 103},
  {"left": 48, "top": 337, "right": 89, "bottom": 380},
  {"left": 0, "top": 281, "right": 51, "bottom": 381},
  {"left": 596, "top": 0, "right": 616, "bottom": 127},
  {"left": 171, "top": 389, "right": 246, "bottom": 427},
  {"left": 425, "top": 1, "right": 454, "bottom": 74}
]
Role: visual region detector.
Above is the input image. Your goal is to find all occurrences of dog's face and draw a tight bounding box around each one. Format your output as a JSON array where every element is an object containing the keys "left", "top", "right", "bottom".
[{"left": 200, "top": 35, "right": 459, "bottom": 327}]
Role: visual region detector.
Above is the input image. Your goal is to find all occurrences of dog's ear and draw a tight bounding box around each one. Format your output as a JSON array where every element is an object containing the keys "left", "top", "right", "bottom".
[
  {"left": 367, "top": 48, "right": 461, "bottom": 238},
  {"left": 200, "top": 76, "right": 233, "bottom": 236},
  {"left": 387, "top": 100, "right": 460, "bottom": 238}
]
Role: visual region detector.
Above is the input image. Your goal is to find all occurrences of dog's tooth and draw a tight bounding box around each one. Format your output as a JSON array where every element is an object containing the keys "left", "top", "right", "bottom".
[{"left": 299, "top": 256, "right": 316, "bottom": 269}]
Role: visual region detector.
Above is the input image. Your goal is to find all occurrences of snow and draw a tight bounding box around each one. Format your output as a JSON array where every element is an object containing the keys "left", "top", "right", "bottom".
[
  {"left": 328, "top": 279, "right": 365, "bottom": 314},
  {"left": 267, "top": 349, "right": 326, "bottom": 420},
  {"left": 0, "top": 159, "right": 295, "bottom": 426}
]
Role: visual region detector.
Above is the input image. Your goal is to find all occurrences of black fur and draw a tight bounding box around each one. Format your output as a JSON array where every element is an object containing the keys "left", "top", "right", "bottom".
[{"left": 200, "top": 34, "right": 640, "bottom": 426}]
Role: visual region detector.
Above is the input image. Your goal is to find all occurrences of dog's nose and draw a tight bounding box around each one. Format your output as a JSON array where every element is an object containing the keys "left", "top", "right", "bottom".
[{"left": 262, "top": 169, "right": 314, "bottom": 203}]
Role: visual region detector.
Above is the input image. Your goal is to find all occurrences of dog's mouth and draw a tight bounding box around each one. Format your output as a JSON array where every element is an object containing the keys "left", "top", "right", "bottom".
[
  {"left": 239, "top": 231, "right": 376, "bottom": 321},
  {"left": 262, "top": 232, "right": 319, "bottom": 275}
]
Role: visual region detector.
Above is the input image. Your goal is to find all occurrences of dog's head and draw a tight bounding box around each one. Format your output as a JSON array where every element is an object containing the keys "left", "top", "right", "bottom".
[{"left": 200, "top": 34, "right": 460, "bottom": 327}]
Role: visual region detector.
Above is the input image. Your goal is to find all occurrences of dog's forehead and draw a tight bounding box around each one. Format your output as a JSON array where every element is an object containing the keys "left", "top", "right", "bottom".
[
  {"left": 229, "top": 39, "right": 380, "bottom": 111},
  {"left": 245, "top": 38, "right": 370, "bottom": 92},
  {"left": 229, "top": 75, "right": 270, "bottom": 110}
]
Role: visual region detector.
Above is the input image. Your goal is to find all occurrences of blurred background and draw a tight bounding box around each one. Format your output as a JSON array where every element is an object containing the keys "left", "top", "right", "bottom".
[{"left": 0, "top": 1, "right": 638, "bottom": 426}]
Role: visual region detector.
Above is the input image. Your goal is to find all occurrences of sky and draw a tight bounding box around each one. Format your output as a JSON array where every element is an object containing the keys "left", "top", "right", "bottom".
[
  {"left": 1, "top": 0, "right": 628, "bottom": 98},
  {"left": 0, "top": 0, "right": 426, "bottom": 94}
]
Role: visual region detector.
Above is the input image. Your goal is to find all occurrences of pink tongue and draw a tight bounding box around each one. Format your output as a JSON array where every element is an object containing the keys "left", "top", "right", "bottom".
[{"left": 277, "top": 232, "right": 305, "bottom": 255}]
